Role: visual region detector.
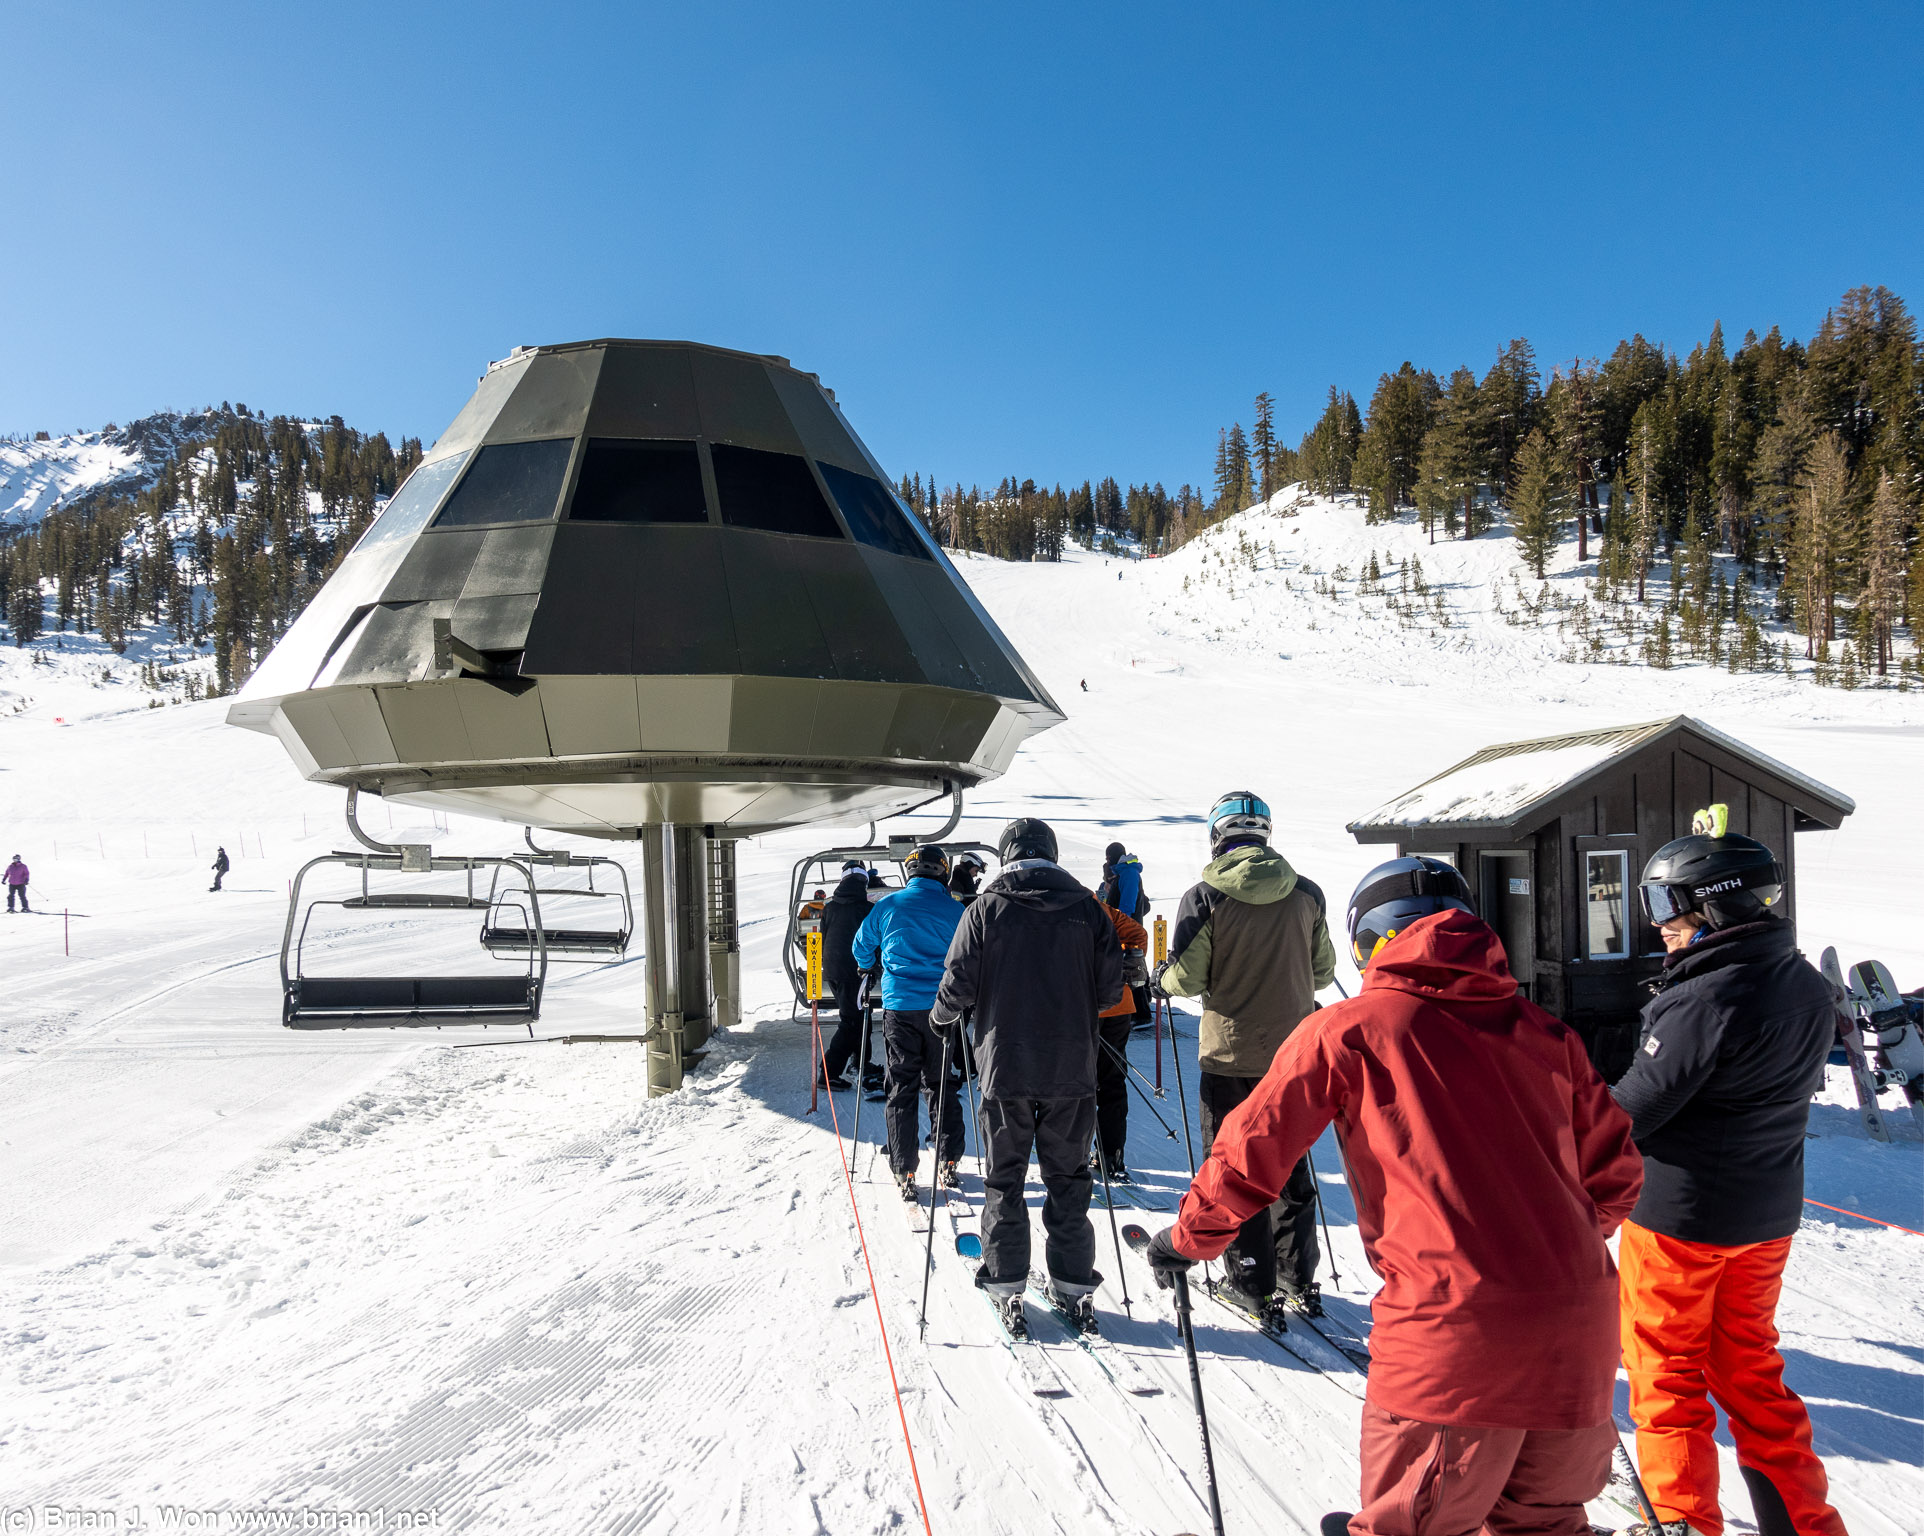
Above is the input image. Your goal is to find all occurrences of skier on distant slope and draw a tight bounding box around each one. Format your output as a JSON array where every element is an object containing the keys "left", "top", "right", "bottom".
[
  {"left": 209, "top": 846, "right": 229, "bottom": 892},
  {"left": 1143, "top": 857, "right": 1645, "bottom": 1536},
  {"left": 1156, "top": 791, "right": 1334, "bottom": 1322},
  {"left": 818, "top": 862, "right": 881, "bottom": 1092},
  {"left": 1609, "top": 815, "right": 1848, "bottom": 1536},
  {"left": 6, "top": 853, "right": 29, "bottom": 912},
  {"left": 852, "top": 845, "right": 967, "bottom": 1203},
  {"left": 934, "top": 818, "right": 1123, "bottom": 1336}
]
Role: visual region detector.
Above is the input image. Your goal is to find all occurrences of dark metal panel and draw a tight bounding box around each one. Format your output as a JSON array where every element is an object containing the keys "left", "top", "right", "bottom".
[
  {"left": 767, "top": 364, "right": 870, "bottom": 473},
  {"left": 634, "top": 527, "right": 744, "bottom": 674},
  {"left": 927, "top": 693, "right": 1000, "bottom": 763},
  {"left": 521, "top": 526, "right": 637, "bottom": 675},
  {"left": 887, "top": 690, "right": 955, "bottom": 760},
  {"left": 450, "top": 591, "right": 540, "bottom": 652},
  {"left": 859, "top": 547, "right": 975, "bottom": 688},
  {"left": 728, "top": 677, "right": 822, "bottom": 755},
  {"left": 584, "top": 345, "right": 703, "bottom": 438},
  {"left": 427, "top": 358, "right": 525, "bottom": 461},
  {"left": 909, "top": 562, "right": 1029, "bottom": 698},
  {"left": 718, "top": 529, "right": 833, "bottom": 676},
  {"left": 792, "top": 540, "right": 919, "bottom": 683},
  {"left": 334, "top": 602, "right": 435, "bottom": 686},
  {"left": 381, "top": 530, "right": 484, "bottom": 602},
  {"left": 693, "top": 351, "right": 805, "bottom": 452},
  {"left": 461, "top": 525, "right": 556, "bottom": 601},
  {"left": 485, "top": 347, "right": 603, "bottom": 442}
]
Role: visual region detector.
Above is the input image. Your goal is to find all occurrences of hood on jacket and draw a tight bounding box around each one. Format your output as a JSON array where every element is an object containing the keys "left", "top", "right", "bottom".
[
  {"left": 984, "top": 860, "right": 1090, "bottom": 912},
  {"left": 1364, "top": 908, "right": 1518, "bottom": 1004},
  {"left": 1200, "top": 843, "right": 1298, "bottom": 905},
  {"left": 830, "top": 870, "right": 872, "bottom": 902}
]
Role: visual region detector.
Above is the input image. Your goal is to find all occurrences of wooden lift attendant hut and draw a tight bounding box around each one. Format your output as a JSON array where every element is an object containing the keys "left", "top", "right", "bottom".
[{"left": 1347, "top": 715, "right": 1854, "bottom": 1080}]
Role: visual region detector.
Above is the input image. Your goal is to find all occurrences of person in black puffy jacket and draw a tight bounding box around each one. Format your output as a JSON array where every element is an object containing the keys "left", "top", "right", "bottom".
[
  {"left": 818, "top": 865, "right": 878, "bottom": 1089},
  {"left": 933, "top": 818, "right": 1123, "bottom": 1331},
  {"left": 1609, "top": 821, "right": 1846, "bottom": 1536}
]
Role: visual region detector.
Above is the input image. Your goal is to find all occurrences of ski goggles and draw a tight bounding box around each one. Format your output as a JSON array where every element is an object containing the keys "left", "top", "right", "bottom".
[
  {"left": 1638, "top": 882, "right": 1697, "bottom": 923},
  {"left": 1639, "top": 868, "right": 1783, "bottom": 924}
]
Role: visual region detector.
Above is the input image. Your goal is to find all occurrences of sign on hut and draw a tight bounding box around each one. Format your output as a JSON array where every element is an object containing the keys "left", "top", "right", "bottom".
[{"left": 1347, "top": 715, "right": 1854, "bottom": 1079}]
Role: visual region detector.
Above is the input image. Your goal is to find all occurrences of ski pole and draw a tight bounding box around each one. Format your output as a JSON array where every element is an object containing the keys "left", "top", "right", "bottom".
[
  {"left": 1305, "top": 1146, "right": 1342, "bottom": 1288},
  {"left": 1099, "top": 1038, "right": 1182, "bottom": 1140},
  {"left": 1612, "top": 1415, "right": 1661, "bottom": 1533},
  {"left": 1094, "top": 1123, "right": 1131, "bottom": 1313},
  {"left": 1124, "top": 1224, "right": 1224, "bottom": 1536},
  {"left": 851, "top": 994, "right": 872, "bottom": 1152},
  {"left": 1163, "top": 995, "right": 1199, "bottom": 1179},
  {"left": 918, "top": 1028, "right": 953, "bottom": 1342},
  {"left": 959, "top": 1016, "right": 988, "bottom": 1182}
]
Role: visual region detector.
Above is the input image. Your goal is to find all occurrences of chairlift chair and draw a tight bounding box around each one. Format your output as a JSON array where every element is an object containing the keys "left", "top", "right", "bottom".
[
  {"left": 480, "top": 828, "right": 634, "bottom": 961},
  {"left": 281, "top": 789, "right": 548, "bottom": 1030}
]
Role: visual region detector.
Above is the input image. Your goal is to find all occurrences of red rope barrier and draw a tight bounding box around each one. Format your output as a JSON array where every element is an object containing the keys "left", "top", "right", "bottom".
[
  {"left": 1804, "top": 1198, "right": 1922, "bottom": 1236},
  {"left": 817, "top": 1024, "right": 936, "bottom": 1535}
]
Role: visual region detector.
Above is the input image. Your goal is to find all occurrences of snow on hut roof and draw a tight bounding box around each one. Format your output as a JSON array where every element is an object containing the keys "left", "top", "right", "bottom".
[{"left": 1348, "top": 715, "right": 1855, "bottom": 837}]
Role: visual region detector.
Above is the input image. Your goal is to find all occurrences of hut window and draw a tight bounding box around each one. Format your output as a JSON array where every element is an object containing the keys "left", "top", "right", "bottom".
[
  {"left": 568, "top": 438, "right": 709, "bottom": 523},
  {"left": 433, "top": 439, "right": 574, "bottom": 528},
  {"left": 1585, "top": 851, "right": 1631, "bottom": 959},
  {"left": 710, "top": 444, "right": 844, "bottom": 538}
]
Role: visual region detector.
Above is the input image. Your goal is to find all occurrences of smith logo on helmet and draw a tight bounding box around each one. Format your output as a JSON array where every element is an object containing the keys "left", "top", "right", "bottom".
[{"left": 1694, "top": 876, "right": 1745, "bottom": 896}]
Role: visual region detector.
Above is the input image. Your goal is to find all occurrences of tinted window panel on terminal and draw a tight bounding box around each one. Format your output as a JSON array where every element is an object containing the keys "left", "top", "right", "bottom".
[
  {"left": 568, "top": 438, "right": 709, "bottom": 523},
  {"left": 432, "top": 438, "right": 574, "bottom": 528},
  {"left": 710, "top": 443, "right": 844, "bottom": 538},
  {"left": 817, "top": 461, "right": 933, "bottom": 560},
  {"left": 353, "top": 450, "right": 470, "bottom": 552}
]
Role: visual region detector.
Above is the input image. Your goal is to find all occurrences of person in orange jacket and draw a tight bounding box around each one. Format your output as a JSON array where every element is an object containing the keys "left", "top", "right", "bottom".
[
  {"left": 1143, "top": 857, "right": 1644, "bottom": 1536},
  {"left": 1610, "top": 822, "right": 1849, "bottom": 1536},
  {"left": 1095, "top": 897, "right": 1149, "bottom": 1181}
]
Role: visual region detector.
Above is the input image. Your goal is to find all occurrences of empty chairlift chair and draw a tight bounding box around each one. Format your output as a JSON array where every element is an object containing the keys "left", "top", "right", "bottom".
[
  {"left": 281, "top": 789, "right": 548, "bottom": 1030},
  {"left": 480, "top": 828, "right": 634, "bottom": 961}
]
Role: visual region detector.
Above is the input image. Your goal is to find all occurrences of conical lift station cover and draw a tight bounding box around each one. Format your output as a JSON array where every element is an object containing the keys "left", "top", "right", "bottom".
[{"left": 229, "top": 341, "right": 1061, "bottom": 835}]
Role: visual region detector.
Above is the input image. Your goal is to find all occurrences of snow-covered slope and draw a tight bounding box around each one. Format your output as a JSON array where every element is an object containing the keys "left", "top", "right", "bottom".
[
  {"left": 1, "top": 507, "right": 1918, "bottom": 1535},
  {"left": 0, "top": 414, "right": 215, "bottom": 530}
]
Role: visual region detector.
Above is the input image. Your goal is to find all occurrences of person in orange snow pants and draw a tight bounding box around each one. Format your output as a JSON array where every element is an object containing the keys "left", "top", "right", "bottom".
[{"left": 1610, "top": 823, "right": 1849, "bottom": 1536}]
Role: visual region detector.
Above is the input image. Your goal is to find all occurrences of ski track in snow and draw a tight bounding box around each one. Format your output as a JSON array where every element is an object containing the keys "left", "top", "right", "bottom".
[{"left": 2, "top": 494, "right": 1921, "bottom": 1533}]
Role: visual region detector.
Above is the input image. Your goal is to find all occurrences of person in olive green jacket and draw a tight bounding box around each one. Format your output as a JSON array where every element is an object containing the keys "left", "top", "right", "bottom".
[{"left": 1156, "top": 790, "right": 1336, "bottom": 1325}]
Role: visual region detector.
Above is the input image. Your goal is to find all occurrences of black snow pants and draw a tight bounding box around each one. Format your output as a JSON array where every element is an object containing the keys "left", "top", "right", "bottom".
[
  {"left": 821, "top": 977, "right": 870, "bottom": 1081},
  {"left": 978, "top": 1096, "right": 1098, "bottom": 1296},
  {"left": 1095, "top": 1017, "right": 1135, "bottom": 1168},
  {"left": 1198, "top": 1069, "right": 1319, "bottom": 1296},
  {"left": 883, "top": 1009, "right": 965, "bottom": 1178},
  {"left": 7, "top": 883, "right": 27, "bottom": 912}
]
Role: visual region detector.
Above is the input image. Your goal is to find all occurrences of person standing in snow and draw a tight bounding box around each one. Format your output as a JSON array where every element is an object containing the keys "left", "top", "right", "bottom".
[
  {"left": 5, "top": 854, "right": 29, "bottom": 912},
  {"left": 817, "top": 861, "right": 882, "bottom": 1091},
  {"left": 853, "top": 846, "right": 968, "bottom": 1203},
  {"left": 209, "top": 846, "right": 230, "bottom": 892},
  {"left": 1094, "top": 897, "right": 1150, "bottom": 1180},
  {"left": 934, "top": 817, "right": 1124, "bottom": 1334},
  {"left": 1156, "top": 791, "right": 1335, "bottom": 1323},
  {"left": 1143, "top": 857, "right": 1644, "bottom": 1536},
  {"left": 1609, "top": 818, "right": 1848, "bottom": 1536},
  {"left": 1096, "top": 839, "right": 1155, "bottom": 1033}
]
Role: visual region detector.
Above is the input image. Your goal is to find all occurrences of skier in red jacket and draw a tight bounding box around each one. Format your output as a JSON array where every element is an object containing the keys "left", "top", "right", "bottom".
[{"left": 1145, "top": 856, "right": 1645, "bottom": 1536}]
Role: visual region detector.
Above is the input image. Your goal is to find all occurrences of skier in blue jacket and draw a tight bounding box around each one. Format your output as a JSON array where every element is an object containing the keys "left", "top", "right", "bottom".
[{"left": 854, "top": 845, "right": 968, "bottom": 1202}]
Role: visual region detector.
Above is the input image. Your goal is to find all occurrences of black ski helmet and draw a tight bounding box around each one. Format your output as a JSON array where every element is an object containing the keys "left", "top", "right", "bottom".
[
  {"left": 904, "top": 844, "right": 951, "bottom": 881},
  {"left": 1345, "top": 856, "right": 1475, "bottom": 968},
  {"left": 998, "top": 817, "right": 1058, "bottom": 864},
  {"left": 1639, "top": 820, "right": 1783, "bottom": 930},
  {"left": 1207, "top": 791, "right": 1272, "bottom": 857}
]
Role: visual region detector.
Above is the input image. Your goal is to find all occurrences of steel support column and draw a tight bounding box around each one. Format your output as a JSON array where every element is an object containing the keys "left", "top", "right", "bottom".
[{"left": 707, "top": 835, "right": 741, "bottom": 1035}]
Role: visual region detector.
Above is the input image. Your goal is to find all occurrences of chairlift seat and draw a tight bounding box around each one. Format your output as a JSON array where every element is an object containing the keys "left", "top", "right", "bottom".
[
  {"left": 285, "top": 974, "right": 539, "bottom": 1028},
  {"left": 482, "top": 924, "right": 629, "bottom": 957},
  {"left": 343, "top": 893, "right": 493, "bottom": 910}
]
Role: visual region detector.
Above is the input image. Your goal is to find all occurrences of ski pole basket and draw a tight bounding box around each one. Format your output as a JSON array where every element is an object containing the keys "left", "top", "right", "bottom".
[{"left": 479, "top": 828, "right": 634, "bottom": 961}]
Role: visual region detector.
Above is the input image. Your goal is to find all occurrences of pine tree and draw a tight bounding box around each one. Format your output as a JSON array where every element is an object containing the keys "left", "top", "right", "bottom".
[
  {"left": 1252, "top": 393, "right": 1277, "bottom": 502},
  {"left": 1792, "top": 433, "right": 1852, "bottom": 655},
  {"left": 1510, "top": 429, "right": 1562, "bottom": 578},
  {"left": 1865, "top": 470, "right": 1911, "bottom": 676}
]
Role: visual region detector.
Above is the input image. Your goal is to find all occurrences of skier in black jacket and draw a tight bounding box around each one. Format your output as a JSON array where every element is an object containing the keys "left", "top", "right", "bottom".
[
  {"left": 933, "top": 818, "right": 1124, "bottom": 1336},
  {"left": 1610, "top": 813, "right": 1846, "bottom": 1536},
  {"left": 818, "top": 864, "right": 880, "bottom": 1091}
]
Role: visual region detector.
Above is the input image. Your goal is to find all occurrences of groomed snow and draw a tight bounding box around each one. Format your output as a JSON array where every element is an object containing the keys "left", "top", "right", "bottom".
[{"left": 2, "top": 492, "right": 1919, "bottom": 1534}]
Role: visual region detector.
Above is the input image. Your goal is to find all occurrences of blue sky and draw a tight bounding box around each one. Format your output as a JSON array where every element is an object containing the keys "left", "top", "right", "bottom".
[{"left": 4, "top": 2, "right": 1921, "bottom": 491}]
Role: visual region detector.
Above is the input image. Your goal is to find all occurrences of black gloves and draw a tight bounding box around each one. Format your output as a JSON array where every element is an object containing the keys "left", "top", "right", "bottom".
[
  {"left": 931, "top": 1001, "right": 962, "bottom": 1028},
  {"left": 1144, "top": 1227, "right": 1196, "bottom": 1289},
  {"left": 1149, "top": 960, "right": 1172, "bottom": 999}
]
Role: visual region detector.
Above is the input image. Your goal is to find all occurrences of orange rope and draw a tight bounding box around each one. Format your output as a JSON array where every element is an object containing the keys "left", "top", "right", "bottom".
[
  {"left": 818, "top": 1024, "right": 936, "bottom": 1535},
  {"left": 1804, "top": 1198, "right": 1922, "bottom": 1236}
]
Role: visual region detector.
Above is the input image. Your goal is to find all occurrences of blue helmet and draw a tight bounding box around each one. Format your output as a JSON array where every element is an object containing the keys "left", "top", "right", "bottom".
[
  {"left": 1207, "top": 790, "right": 1272, "bottom": 857},
  {"left": 1345, "top": 856, "right": 1475, "bottom": 968}
]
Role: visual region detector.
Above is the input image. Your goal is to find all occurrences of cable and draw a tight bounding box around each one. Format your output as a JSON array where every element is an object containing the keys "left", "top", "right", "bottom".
[
  {"left": 1803, "top": 1198, "right": 1921, "bottom": 1236},
  {"left": 816, "top": 1023, "right": 936, "bottom": 1536}
]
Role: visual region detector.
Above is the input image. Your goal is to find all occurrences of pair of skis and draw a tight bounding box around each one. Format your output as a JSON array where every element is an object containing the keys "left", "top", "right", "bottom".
[{"left": 1818, "top": 948, "right": 1924, "bottom": 1140}]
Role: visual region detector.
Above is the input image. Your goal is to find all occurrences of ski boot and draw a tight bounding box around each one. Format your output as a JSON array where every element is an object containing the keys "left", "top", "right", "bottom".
[
  {"left": 997, "top": 1293, "right": 1029, "bottom": 1339},
  {"left": 1280, "top": 1279, "right": 1324, "bottom": 1318},
  {"left": 1217, "top": 1275, "right": 1283, "bottom": 1329},
  {"left": 896, "top": 1169, "right": 918, "bottom": 1203},
  {"left": 1615, "top": 1523, "right": 1698, "bottom": 1536},
  {"left": 820, "top": 1071, "right": 852, "bottom": 1092},
  {"left": 860, "top": 1067, "right": 886, "bottom": 1094},
  {"left": 1048, "top": 1284, "right": 1099, "bottom": 1336},
  {"left": 939, "top": 1159, "right": 962, "bottom": 1189},
  {"left": 1105, "top": 1157, "right": 1133, "bottom": 1184}
]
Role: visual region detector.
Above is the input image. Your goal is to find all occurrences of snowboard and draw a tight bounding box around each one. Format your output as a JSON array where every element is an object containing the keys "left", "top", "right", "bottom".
[
  {"left": 1819, "top": 948, "right": 1893, "bottom": 1143},
  {"left": 1847, "top": 959, "right": 1924, "bottom": 1136}
]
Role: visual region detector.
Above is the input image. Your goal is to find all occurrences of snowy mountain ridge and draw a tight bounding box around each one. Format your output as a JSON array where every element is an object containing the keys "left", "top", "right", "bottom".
[{"left": 0, "top": 412, "right": 233, "bottom": 530}]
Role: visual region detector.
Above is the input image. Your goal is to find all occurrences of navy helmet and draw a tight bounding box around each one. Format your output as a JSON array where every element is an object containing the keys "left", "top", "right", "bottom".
[{"left": 1345, "top": 856, "right": 1475, "bottom": 969}]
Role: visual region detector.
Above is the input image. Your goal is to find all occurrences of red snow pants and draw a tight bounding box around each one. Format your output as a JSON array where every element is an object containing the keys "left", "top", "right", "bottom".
[
  {"left": 1618, "top": 1221, "right": 1847, "bottom": 1536},
  {"left": 1350, "top": 1403, "right": 1614, "bottom": 1536}
]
